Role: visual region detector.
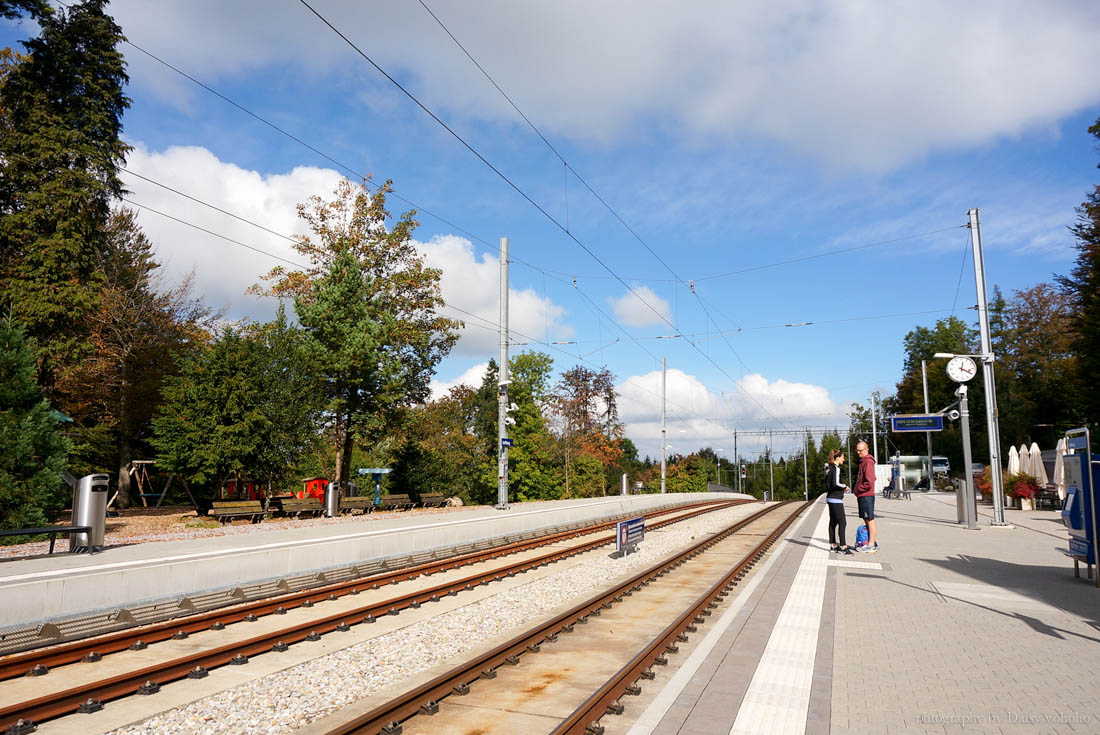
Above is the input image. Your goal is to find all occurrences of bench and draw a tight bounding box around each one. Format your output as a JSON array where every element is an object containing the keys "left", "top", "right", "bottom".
[
  {"left": 0, "top": 525, "right": 94, "bottom": 554},
  {"left": 338, "top": 496, "right": 374, "bottom": 515},
  {"left": 1036, "top": 485, "right": 1062, "bottom": 510},
  {"left": 377, "top": 494, "right": 415, "bottom": 511},
  {"left": 419, "top": 493, "right": 448, "bottom": 508},
  {"left": 275, "top": 497, "right": 323, "bottom": 518},
  {"left": 210, "top": 500, "right": 265, "bottom": 524}
]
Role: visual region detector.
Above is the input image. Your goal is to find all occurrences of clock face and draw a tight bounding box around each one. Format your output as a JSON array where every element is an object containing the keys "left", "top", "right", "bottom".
[{"left": 946, "top": 356, "right": 977, "bottom": 382}]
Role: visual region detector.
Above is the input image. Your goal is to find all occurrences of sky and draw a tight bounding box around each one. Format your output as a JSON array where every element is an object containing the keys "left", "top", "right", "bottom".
[{"left": 5, "top": 0, "right": 1100, "bottom": 460}]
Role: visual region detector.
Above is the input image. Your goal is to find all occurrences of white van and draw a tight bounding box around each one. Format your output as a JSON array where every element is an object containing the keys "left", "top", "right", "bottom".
[{"left": 932, "top": 456, "right": 950, "bottom": 475}]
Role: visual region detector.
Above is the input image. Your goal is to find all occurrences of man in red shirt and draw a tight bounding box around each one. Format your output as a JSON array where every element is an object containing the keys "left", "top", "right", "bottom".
[{"left": 854, "top": 441, "right": 879, "bottom": 553}]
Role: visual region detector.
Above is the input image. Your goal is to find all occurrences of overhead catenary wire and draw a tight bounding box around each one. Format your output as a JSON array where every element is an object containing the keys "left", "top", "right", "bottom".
[{"left": 122, "top": 196, "right": 746, "bottom": 440}]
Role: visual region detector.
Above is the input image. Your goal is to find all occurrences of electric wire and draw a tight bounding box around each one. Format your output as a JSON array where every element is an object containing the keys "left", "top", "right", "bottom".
[
  {"left": 122, "top": 197, "right": 744, "bottom": 441},
  {"left": 951, "top": 227, "right": 973, "bottom": 315}
]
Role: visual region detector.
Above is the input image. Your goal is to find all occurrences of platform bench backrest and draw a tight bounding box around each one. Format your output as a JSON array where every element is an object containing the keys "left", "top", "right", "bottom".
[
  {"left": 339, "top": 497, "right": 374, "bottom": 514},
  {"left": 378, "top": 494, "right": 415, "bottom": 511},
  {"left": 210, "top": 500, "right": 265, "bottom": 524},
  {"left": 419, "top": 493, "right": 448, "bottom": 508},
  {"left": 278, "top": 497, "right": 323, "bottom": 517}
]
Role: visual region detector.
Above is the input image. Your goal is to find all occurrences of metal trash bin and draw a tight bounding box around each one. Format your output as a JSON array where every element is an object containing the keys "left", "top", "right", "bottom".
[
  {"left": 324, "top": 481, "right": 341, "bottom": 518},
  {"left": 71, "top": 473, "right": 109, "bottom": 552}
]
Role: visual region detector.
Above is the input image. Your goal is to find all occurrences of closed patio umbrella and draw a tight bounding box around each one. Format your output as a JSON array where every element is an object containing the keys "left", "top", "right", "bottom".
[
  {"left": 1028, "top": 442, "right": 1048, "bottom": 486},
  {"left": 1007, "top": 445, "right": 1020, "bottom": 475},
  {"left": 1054, "top": 437, "right": 1067, "bottom": 501},
  {"left": 1018, "top": 444, "right": 1031, "bottom": 477}
]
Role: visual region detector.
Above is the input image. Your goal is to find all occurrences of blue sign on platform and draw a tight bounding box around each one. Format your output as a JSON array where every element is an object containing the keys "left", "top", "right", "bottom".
[
  {"left": 501, "top": 438, "right": 514, "bottom": 447},
  {"left": 616, "top": 517, "right": 645, "bottom": 554},
  {"left": 891, "top": 414, "right": 944, "bottom": 433}
]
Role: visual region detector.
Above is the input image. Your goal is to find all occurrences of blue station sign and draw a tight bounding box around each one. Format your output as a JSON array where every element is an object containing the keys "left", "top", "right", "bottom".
[
  {"left": 501, "top": 437, "right": 514, "bottom": 447},
  {"left": 615, "top": 517, "right": 645, "bottom": 554},
  {"left": 891, "top": 414, "right": 944, "bottom": 432}
]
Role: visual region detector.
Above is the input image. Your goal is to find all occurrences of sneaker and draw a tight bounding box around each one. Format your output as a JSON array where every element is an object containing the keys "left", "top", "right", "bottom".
[
  {"left": 841, "top": 547, "right": 854, "bottom": 555},
  {"left": 829, "top": 544, "right": 839, "bottom": 553},
  {"left": 864, "top": 545, "right": 878, "bottom": 554}
]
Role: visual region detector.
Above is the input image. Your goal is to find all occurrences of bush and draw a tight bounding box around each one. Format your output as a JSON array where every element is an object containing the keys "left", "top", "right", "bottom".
[{"left": 1005, "top": 473, "right": 1039, "bottom": 500}]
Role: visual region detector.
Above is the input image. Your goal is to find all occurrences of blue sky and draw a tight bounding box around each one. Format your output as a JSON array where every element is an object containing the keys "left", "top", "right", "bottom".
[{"left": 5, "top": 1, "right": 1100, "bottom": 459}]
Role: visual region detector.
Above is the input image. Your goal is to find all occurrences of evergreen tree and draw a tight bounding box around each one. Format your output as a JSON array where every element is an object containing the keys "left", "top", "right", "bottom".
[
  {"left": 0, "top": 319, "right": 70, "bottom": 532},
  {"left": 1057, "top": 117, "right": 1100, "bottom": 424},
  {"left": 152, "top": 314, "right": 324, "bottom": 496},
  {"left": 0, "top": 0, "right": 130, "bottom": 392},
  {"left": 151, "top": 331, "right": 267, "bottom": 494}
]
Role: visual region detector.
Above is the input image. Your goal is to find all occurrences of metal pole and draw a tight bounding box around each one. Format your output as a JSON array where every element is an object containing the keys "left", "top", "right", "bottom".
[
  {"left": 922, "top": 359, "right": 933, "bottom": 484},
  {"left": 660, "top": 357, "right": 667, "bottom": 494},
  {"left": 768, "top": 430, "right": 774, "bottom": 501},
  {"left": 496, "top": 237, "right": 510, "bottom": 510},
  {"left": 621, "top": 473, "right": 627, "bottom": 496},
  {"left": 846, "top": 432, "right": 853, "bottom": 487},
  {"left": 969, "top": 208, "right": 1007, "bottom": 525},
  {"left": 734, "top": 431, "right": 740, "bottom": 494},
  {"left": 958, "top": 386, "right": 977, "bottom": 529},
  {"left": 871, "top": 394, "right": 879, "bottom": 462},
  {"left": 803, "top": 429, "right": 809, "bottom": 500}
]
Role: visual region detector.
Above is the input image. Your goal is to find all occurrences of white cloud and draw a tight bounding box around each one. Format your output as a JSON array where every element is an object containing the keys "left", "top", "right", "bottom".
[
  {"left": 429, "top": 361, "right": 489, "bottom": 401},
  {"left": 617, "top": 368, "right": 844, "bottom": 458},
  {"left": 124, "top": 144, "right": 341, "bottom": 320},
  {"left": 124, "top": 145, "right": 572, "bottom": 354},
  {"left": 106, "top": 0, "right": 1100, "bottom": 171},
  {"left": 609, "top": 285, "right": 672, "bottom": 328},
  {"left": 420, "top": 235, "right": 572, "bottom": 357}
]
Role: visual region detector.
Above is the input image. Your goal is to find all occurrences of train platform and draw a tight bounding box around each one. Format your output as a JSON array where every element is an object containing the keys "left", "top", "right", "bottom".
[
  {"left": 620, "top": 491, "right": 1100, "bottom": 735},
  {"left": 0, "top": 493, "right": 748, "bottom": 631}
]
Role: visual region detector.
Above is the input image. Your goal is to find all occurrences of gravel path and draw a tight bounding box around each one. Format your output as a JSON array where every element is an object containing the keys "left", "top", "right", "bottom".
[{"left": 107, "top": 502, "right": 766, "bottom": 735}]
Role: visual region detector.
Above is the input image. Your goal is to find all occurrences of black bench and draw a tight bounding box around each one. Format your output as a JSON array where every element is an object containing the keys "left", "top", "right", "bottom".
[
  {"left": 275, "top": 497, "right": 323, "bottom": 518},
  {"left": 339, "top": 497, "right": 374, "bottom": 515},
  {"left": 0, "top": 525, "right": 94, "bottom": 554},
  {"left": 378, "top": 494, "right": 415, "bottom": 511},
  {"left": 419, "top": 493, "right": 448, "bottom": 508},
  {"left": 1036, "top": 485, "right": 1061, "bottom": 510},
  {"left": 210, "top": 500, "right": 265, "bottom": 524}
]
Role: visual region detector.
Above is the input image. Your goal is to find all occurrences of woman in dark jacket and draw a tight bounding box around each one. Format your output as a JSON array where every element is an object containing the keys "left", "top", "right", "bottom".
[{"left": 825, "top": 449, "right": 852, "bottom": 554}]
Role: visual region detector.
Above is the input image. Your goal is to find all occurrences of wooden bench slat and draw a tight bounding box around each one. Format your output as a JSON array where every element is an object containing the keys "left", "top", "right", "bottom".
[
  {"left": 378, "top": 494, "right": 415, "bottom": 511},
  {"left": 210, "top": 500, "right": 265, "bottom": 524}
]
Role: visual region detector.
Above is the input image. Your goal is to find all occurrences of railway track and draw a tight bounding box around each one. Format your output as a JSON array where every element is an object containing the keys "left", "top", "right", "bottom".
[
  {"left": 313, "top": 500, "right": 809, "bottom": 735},
  {"left": 0, "top": 499, "right": 750, "bottom": 732}
]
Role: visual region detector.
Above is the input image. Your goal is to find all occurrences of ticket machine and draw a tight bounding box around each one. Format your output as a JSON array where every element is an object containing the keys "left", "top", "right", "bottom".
[{"left": 1061, "top": 428, "right": 1100, "bottom": 584}]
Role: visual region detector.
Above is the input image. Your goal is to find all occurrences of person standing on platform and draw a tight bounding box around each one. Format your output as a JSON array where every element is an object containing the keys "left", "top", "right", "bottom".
[
  {"left": 854, "top": 440, "right": 879, "bottom": 553},
  {"left": 825, "top": 449, "right": 852, "bottom": 554}
]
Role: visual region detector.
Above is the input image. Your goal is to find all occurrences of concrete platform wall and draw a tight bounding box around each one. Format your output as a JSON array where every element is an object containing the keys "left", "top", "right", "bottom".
[{"left": 0, "top": 493, "right": 752, "bottom": 628}]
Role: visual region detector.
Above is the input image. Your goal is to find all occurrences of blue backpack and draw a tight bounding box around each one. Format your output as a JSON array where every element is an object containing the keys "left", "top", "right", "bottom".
[{"left": 856, "top": 524, "right": 870, "bottom": 548}]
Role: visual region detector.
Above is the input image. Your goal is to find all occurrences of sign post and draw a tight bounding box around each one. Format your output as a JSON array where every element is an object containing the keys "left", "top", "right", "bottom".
[{"left": 615, "top": 517, "right": 644, "bottom": 556}]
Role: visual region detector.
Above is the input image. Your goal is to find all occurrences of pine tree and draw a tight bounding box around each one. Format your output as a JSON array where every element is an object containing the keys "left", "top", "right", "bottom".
[
  {"left": 0, "top": 319, "right": 70, "bottom": 532},
  {"left": 1057, "top": 118, "right": 1100, "bottom": 424},
  {"left": 0, "top": 0, "right": 131, "bottom": 392}
]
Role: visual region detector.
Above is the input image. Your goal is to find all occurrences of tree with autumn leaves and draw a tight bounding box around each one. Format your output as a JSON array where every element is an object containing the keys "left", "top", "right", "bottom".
[{"left": 252, "top": 179, "right": 461, "bottom": 487}]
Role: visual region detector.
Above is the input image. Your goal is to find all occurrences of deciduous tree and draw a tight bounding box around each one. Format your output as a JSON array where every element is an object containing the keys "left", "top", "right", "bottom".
[{"left": 253, "top": 179, "right": 460, "bottom": 486}]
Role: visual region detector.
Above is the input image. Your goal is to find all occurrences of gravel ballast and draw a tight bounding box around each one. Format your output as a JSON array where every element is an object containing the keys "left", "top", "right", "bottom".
[{"left": 104, "top": 502, "right": 767, "bottom": 735}]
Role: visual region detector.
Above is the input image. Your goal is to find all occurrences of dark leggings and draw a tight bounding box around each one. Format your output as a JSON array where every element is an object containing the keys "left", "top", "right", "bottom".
[{"left": 828, "top": 502, "right": 847, "bottom": 546}]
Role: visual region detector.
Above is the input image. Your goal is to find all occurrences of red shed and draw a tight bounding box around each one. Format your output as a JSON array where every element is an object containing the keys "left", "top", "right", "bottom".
[{"left": 300, "top": 477, "right": 327, "bottom": 500}]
